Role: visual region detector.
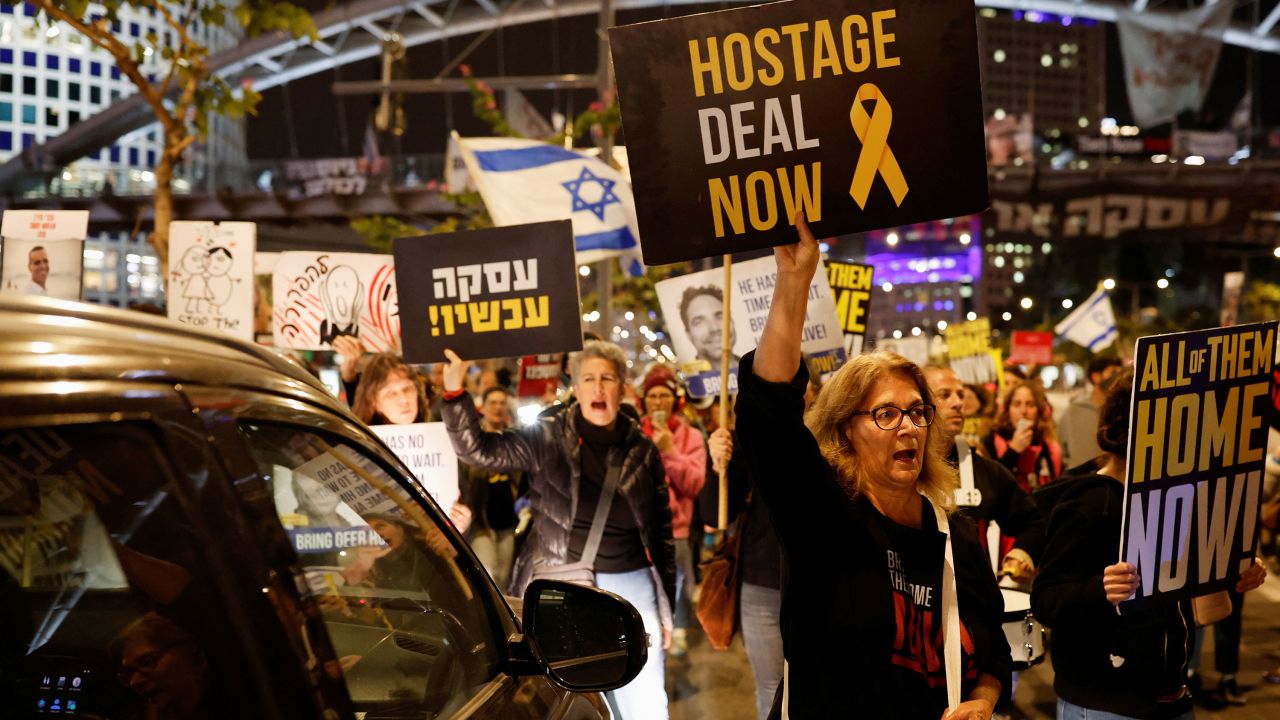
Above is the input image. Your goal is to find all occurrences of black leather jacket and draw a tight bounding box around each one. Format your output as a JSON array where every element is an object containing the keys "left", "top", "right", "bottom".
[{"left": 441, "top": 395, "right": 676, "bottom": 623}]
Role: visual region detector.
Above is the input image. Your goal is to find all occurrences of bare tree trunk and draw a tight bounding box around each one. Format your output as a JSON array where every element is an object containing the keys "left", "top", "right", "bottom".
[{"left": 152, "top": 147, "right": 176, "bottom": 293}]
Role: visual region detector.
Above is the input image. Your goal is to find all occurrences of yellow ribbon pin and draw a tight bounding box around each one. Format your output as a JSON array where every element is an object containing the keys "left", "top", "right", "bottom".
[{"left": 849, "top": 83, "right": 909, "bottom": 210}]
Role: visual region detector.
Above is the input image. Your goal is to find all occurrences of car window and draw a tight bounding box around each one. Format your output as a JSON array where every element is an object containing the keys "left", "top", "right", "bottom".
[
  {"left": 237, "top": 422, "right": 501, "bottom": 718},
  {"left": 0, "top": 424, "right": 260, "bottom": 719}
]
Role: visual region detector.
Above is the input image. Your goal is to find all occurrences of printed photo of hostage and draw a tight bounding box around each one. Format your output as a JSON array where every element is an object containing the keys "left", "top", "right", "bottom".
[
  {"left": 0, "top": 238, "right": 84, "bottom": 300},
  {"left": 680, "top": 284, "right": 740, "bottom": 377}
]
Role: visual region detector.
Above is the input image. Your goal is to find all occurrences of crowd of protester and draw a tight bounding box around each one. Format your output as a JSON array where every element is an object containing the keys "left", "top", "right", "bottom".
[{"left": 304, "top": 223, "right": 1279, "bottom": 720}]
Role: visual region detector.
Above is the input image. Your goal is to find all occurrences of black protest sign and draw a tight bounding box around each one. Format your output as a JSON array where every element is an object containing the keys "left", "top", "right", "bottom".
[
  {"left": 1119, "top": 322, "right": 1278, "bottom": 609},
  {"left": 394, "top": 221, "right": 583, "bottom": 362},
  {"left": 609, "top": 0, "right": 988, "bottom": 265},
  {"left": 826, "top": 260, "right": 874, "bottom": 356}
]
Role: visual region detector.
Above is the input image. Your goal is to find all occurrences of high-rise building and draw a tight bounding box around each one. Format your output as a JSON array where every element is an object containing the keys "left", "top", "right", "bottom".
[
  {"left": 0, "top": 4, "right": 245, "bottom": 306},
  {"left": 976, "top": 9, "right": 1107, "bottom": 146}
]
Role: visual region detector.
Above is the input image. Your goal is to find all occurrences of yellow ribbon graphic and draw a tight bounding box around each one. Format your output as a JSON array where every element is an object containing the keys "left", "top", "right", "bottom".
[{"left": 849, "top": 83, "right": 909, "bottom": 210}]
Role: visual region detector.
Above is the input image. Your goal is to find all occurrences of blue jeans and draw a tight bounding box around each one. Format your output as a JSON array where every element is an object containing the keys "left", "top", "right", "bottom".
[
  {"left": 1057, "top": 698, "right": 1195, "bottom": 720},
  {"left": 595, "top": 568, "right": 669, "bottom": 720},
  {"left": 740, "top": 582, "right": 784, "bottom": 720}
]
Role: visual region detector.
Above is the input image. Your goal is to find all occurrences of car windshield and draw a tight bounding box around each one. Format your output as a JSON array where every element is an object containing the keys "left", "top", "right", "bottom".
[{"left": 238, "top": 422, "right": 499, "bottom": 718}]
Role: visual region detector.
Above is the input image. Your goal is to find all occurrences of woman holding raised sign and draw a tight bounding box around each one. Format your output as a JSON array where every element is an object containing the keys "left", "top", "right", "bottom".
[
  {"left": 1032, "top": 369, "right": 1269, "bottom": 720},
  {"left": 737, "top": 214, "right": 1009, "bottom": 720}
]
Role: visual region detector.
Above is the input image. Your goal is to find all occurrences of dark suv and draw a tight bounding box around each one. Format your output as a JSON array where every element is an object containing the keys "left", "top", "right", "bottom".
[{"left": 0, "top": 295, "right": 645, "bottom": 719}]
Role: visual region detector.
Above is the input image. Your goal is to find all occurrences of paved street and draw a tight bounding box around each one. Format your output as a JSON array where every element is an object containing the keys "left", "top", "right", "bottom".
[{"left": 668, "top": 574, "right": 1280, "bottom": 719}]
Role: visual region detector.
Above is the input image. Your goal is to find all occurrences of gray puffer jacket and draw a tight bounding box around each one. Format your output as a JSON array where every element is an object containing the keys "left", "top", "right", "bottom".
[{"left": 441, "top": 395, "right": 676, "bottom": 625}]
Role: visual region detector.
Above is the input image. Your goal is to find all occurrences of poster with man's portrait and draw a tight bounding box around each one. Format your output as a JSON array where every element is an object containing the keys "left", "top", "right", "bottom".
[
  {"left": 655, "top": 255, "right": 844, "bottom": 398},
  {"left": 0, "top": 210, "right": 88, "bottom": 300},
  {"left": 985, "top": 112, "right": 1034, "bottom": 168}
]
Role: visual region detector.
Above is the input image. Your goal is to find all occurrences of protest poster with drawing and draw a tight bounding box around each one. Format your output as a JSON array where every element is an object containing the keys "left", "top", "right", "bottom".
[
  {"left": 1119, "top": 321, "right": 1278, "bottom": 608},
  {"left": 825, "top": 260, "right": 874, "bottom": 357},
  {"left": 393, "top": 221, "right": 582, "bottom": 363},
  {"left": 0, "top": 210, "right": 88, "bottom": 300},
  {"left": 609, "top": 0, "right": 988, "bottom": 264},
  {"left": 167, "top": 221, "right": 256, "bottom": 341},
  {"left": 370, "top": 423, "right": 460, "bottom": 511},
  {"left": 272, "top": 252, "right": 400, "bottom": 352},
  {"left": 656, "top": 255, "right": 844, "bottom": 398}
]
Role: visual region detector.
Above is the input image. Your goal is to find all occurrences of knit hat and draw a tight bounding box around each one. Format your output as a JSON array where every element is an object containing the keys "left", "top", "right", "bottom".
[{"left": 640, "top": 364, "right": 680, "bottom": 401}]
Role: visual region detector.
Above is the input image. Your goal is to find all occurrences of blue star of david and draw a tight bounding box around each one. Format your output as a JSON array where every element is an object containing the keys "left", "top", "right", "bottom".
[{"left": 561, "top": 167, "right": 620, "bottom": 222}]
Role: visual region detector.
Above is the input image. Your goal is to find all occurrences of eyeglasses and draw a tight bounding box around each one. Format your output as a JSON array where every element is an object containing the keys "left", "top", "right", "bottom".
[
  {"left": 117, "top": 645, "right": 178, "bottom": 684},
  {"left": 852, "top": 403, "right": 936, "bottom": 431}
]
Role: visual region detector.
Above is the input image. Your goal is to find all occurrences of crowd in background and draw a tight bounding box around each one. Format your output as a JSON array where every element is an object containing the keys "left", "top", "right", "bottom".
[{"left": 310, "top": 302, "right": 1280, "bottom": 720}]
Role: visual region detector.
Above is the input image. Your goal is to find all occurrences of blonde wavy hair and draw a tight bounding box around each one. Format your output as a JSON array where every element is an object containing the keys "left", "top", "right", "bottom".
[{"left": 804, "top": 352, "right": 958, "bottom": 513}]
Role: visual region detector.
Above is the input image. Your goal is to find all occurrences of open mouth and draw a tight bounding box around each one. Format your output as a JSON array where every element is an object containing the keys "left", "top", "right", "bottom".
[
  {"left": 590, "top": 400, "right": 608, "bottom": 412},
  {"left": 893, "top": 449, "right": 918, "bottom": 463}
]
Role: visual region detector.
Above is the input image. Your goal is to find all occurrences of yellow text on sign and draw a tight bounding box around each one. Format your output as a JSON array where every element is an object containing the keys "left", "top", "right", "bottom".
[
  {"left": 1130, "top": 382, "right": 1269, "bottom": 484},
  {"left": 687, "top": 11, "right": 902, "bottom": 97},
  {"left": 709, "top": 164, "right": 822, "bottom": 237},
  {"left": 428, "top": 296, "right": 551, "bottom": 336}
]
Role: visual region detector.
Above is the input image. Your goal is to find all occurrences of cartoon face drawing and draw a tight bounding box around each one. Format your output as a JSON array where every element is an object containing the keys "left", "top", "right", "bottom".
[
  {"left": 321, "top": 265, "right": 363, "bottom": 330},
  {"left": 180, "top": 246, "right": 208, "bottom": 275},
  {"left": 206, "top": 247, "right": 234, "bottom": 276}
]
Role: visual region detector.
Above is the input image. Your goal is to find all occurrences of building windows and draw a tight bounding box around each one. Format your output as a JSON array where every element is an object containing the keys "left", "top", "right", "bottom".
[
  {"left": 21, "top": 50, "right": 35, "bottom": 67},
  {"left": 68, "top": 110, "right": 80, "bottom": 125},
  {"left": 22, "top": 76, "right": 34, "bottom": 94},
  {"left": 0, "top": 132, "right": 10, "bottom": 151},
  {"left": 89, "top": 86, "right": 100, "bottom": 104},
  {"left": 45, "top": 78, "right": 58, "bottom": 98},
  {"left": 21, "top": 132, "right": 33, "bottom": 149},
  {"left": 109, "top": 146, "right": 120, "bottom": 163},
  {"left": 128, "top": 147, "right": 138, "bottom": 165},
  {"left": 0, "top": 49, "right": 12, "bottom": 63},
  {"left": 45, "top": 107, "right": 58, "bottom": 127},
  {"left": 0, "top": 101, "right": 10, "bottom": 122},
  {"left": 90, "top": 60, "right": 101, "bottom": 76},
  {"left": 0, "top": 73, "right": 10, "bottom": 92},
  {"left": 21, "top": 104, "right": 34, "bottom": 123},
  {"left": 45, "top": 54, "right": 57, "bottom": 70},
  {"left": 69, "top": 82, "right": 80, "bottom": 101}
]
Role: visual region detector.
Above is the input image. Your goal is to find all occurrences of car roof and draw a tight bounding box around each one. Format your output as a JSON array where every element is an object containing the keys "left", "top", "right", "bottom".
[{"left": 0, "top": 294, "right": 352, "bottom": 418}]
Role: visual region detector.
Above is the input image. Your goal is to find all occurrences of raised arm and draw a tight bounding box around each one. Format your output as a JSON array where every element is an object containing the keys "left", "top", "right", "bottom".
[
  {"left": 439, "top": 349, "right": 537, "bottom": 472},
  {"left": 753, "top": 212, "right": 821, "bottom": 383}
]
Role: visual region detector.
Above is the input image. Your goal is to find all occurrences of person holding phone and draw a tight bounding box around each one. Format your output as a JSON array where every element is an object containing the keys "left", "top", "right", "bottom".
[
  {"left": 982, "top": 381, "right": 1062, "bottom": 494},
  {"left": 639, "top": 364, "right": 706, "bottom": 657}
]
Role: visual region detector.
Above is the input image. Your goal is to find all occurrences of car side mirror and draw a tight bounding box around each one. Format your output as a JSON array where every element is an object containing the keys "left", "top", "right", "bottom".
[{"left": 521, "top": 579, "right": 648, "bottom": 692}]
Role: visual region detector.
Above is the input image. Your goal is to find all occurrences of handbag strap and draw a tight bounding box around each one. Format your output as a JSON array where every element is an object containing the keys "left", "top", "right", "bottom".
[{"left": 577, "top": 462, "right": 622, "bottom": 569}]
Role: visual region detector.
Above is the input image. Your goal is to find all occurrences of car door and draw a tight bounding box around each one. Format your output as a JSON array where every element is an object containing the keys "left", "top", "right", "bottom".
[
  {"left": 183, "top": 385, "right": 612, "bottom": 720},
  {"left": 0, "top": 383, "right": 327, "bottom": 719}
]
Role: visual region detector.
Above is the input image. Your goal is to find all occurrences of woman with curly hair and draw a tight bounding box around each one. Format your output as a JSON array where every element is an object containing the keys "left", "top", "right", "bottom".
[{"left": 982, "top": 380, "right": 1063, "bottom": 493}]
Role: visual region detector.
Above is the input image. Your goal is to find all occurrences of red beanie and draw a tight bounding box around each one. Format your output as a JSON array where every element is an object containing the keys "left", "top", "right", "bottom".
[{"left": 641, "top": 364, "right": 680, "bottom": 399}]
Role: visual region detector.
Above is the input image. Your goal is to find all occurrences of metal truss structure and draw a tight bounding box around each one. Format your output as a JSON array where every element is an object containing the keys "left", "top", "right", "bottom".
[{"left": 1, "top": 0, "right": 1277, "bottom": 191}]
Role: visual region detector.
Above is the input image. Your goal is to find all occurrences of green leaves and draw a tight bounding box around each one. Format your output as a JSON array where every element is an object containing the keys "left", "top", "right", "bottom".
[{"left": 236, "top": 1, "right": 318, "bottom": 40}]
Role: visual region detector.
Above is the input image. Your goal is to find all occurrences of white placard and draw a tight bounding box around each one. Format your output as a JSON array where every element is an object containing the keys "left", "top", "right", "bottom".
[
  {"left": 370, "top": 422, "right": 460, "bottom": 511},
  {"left": 1, "top": 210, "right": 88, "bottom": 299},
  {"left": 655, "top": 256, "right": 845, "bottom": 398},
  {"left": 272, "top": 251, "right": 400, "bottom": 352},
  {"left": 167, "top": 221, "right": 256, "bottom": 341}
]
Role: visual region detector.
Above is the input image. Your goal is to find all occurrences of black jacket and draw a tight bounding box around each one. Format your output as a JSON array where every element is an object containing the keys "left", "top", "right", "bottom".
[
  {"left": 1031, "top": 473, "right": 1193, "bottom": 719},
  {"left": 441, "top": 394, "right": 676, "bottom": 618},
  {"left": 698, "top": 430, "right": 782, "bottom": 590},
  {"left": 736, "top": 352, "right": 1010, "bottom": 719},
  {"left": 952, "top": 447, "right": 1047, "bottom": 566}
]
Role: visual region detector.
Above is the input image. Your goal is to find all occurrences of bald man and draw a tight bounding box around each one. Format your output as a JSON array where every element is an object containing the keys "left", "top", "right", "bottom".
[
  {"left": 25, "top": 246, "right": 49, "bottom": 295},
  {"left": 924, "top": 364, "right": 1045, "bottom": 582}
]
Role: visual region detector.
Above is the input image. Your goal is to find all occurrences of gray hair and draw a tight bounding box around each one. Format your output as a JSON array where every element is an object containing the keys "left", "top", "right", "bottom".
[{"left": 569, "top": 340, "right": 628, "bottom": 383}]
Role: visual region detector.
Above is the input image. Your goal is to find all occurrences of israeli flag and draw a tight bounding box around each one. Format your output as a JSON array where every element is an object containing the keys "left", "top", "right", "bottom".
[
  {"left": 453, "top": 135, "right": 645, "bottom": 275},
  {"left": 1055, "top": 287, "right": 1118, "bottom": 351}
]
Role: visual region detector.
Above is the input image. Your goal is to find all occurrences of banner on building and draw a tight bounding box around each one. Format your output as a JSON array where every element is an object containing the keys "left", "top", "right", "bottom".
[
  {"left": 283, "top": 158, "right": 369, "bottom": 197},
  {"left": 825, "top": 260, "right": 874, "bottom": 357},
  {"left": 1116, "top": 2, "right": 1233, "bottom": 128},
  {"left": 1118, "top": 321, "right": 1278, "bottom": 608},
  {"left": 370, "top": 422, "right": 461, "bottom": 511},
  {"left": 947, "top": 318, "right": 1000, "bottom": 386},
  {"left": 1010, "top": 330, "right": 1054, "bottom": 366},
  {"left": 609, "top": 0, "right": 988, "bottom": 264},
  {"left": 518, "top": 354, "right": 564, "bottom": 398},
  {"left": 167, "top": 221, "right": 256, "bottom": 341},
  {"left": 656, "top": 255, "right": 845, "bottom": 398},
  {"left": 272, "top": 252, "right": 400, "bottom": 352},
  {"left": 394, "top": 221, "right": 582, "bottom": 363},
  {"left": 0, "top": 210, "right": 88, "bottom": 300}
]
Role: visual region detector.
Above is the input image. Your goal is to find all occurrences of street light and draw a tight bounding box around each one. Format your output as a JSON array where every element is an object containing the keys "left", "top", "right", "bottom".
[
  {"left": 1273, "top": 247, "right": 1280, "bottom": 258},
  {"left": 1156, "top": 278, "right": 1169, "bottom": 289},
  {"left": 881, "top": 281, "right": 894, "bottom": 292},
  {"left": 886, "top": 232, "right": 900, "bottom": 247},
  {"left": 1020, "top": 297, "right": 1033, "bottom": 309},
  {"left": 1103, "top": 278, "right": 1116, "bottom": 290},
  {"left": 1062, "top": 298, "right": 1074, "bottom": 309},
  {"left": 1002, "top": 311, "right": 1013, "bottom": 321}
]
